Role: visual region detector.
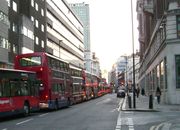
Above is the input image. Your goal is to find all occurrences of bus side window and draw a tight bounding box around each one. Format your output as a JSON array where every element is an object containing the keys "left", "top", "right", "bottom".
[
  {"left": 36, "top": 81, "right": 41, "bottom": 96},
  {"left": 59, "top": 84, "right": 62, "bottom": 94},
  {"left": 48, "top": 57, "right": 51, "bottom": 67},
  {"left": 20, "top": 81, "right": 29, "bottom": 96},
  {"left": 51, "top": 59, "right": 55, "bottom": 69},
  {"left": 3, "top": 79, "right": 10, "bottom": 97},
  {"left": 59, "top": 83, "right": 64, "bottom": 94},
  {"left": 60, "top": 62, "right": 63, "bottom": 71},
  {"left": 30, "top": 82, "right": 38, "bottom": 96},
  {"left": 62, "top": 84, "right": 65, "bottom": 94},
  {"left": 0, "top": 80, "right": 2, "bottom": 97},
  {"left": 30, "top": 82, "right": 34, "bottom": 96},
  {"left": 10, "top": 81, "right": 20, "bottom": 96},
  {"left": 52, "top": 83, "right": 59, "bottom": 94}
]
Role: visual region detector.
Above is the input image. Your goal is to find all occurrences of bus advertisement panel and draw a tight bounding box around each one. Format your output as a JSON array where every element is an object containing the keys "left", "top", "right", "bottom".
[
  {"left": 0, "top": 68, "right": 39, "bottom": 117},
  {"left": 14, "top": 52, "right": 72, "bottom": 109}
]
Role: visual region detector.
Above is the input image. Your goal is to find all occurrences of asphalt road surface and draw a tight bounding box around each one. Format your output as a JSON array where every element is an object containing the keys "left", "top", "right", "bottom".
[
  {"left": 1, "top": 93, "right": 180, "bottom": 130},
  {"left": 0, "top": 94, "right": 120, "bottom": 130}
]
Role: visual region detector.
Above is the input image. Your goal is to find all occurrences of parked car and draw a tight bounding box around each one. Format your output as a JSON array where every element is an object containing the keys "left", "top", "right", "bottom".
[{"left": 117, "top": 89, "right": 125, "bottom": 98}]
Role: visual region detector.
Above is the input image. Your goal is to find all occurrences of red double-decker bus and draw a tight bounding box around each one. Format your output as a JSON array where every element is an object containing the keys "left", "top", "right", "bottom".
[
  {"left": 14, "top": 52, "right": 72, "bottom": 109},
  {"left": 0, "top": 68, "right": 39, "bottom": 117},
  {"left": 91, "top": 74, "right": 99, "bottom": 98},
  {"left": 70, "top": 66, "right": 85, "bottom": 104},
  {"left": 82, "top": 71, "right": 94, "bottom": 100}
]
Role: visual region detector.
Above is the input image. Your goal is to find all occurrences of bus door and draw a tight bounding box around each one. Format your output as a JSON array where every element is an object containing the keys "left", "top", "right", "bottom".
[
  {"left": 10, "top": 80, "right": 25, "bottom": 111},
  {"left": 55, "top": 82, "right": 66, "bottom": 107},
  {"left": 28, "top": 80, "right": 39, "bottom": 108},
  {"left": 51, "top": 80, "right": 66, "bottom": 107},
  {"left": 51, "top": 81, "right": 60, "bottom": 100},
  {"left": 60, "top": 83, "right": 65, "bottom": 101},
  {"left": 0, "top": 79, "right": 12, "bottom": 112}
]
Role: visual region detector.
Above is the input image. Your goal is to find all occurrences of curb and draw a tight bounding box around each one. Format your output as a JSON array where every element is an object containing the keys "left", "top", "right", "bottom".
[
  {"left": 121, "top": 108, "right": 159, "bottom": 112},
  {"left": 121, "top": 96, "right": 159, "bottom": 112}
]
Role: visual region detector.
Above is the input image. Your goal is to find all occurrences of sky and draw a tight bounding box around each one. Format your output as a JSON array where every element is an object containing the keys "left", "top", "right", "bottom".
[{"left": 66, "top": 0, "right": 139, "bottom": 71}]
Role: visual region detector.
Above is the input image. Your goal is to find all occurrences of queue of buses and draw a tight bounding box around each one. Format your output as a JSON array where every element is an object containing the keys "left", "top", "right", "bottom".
[{"left": 0, "top": 52, "right": 112, "bottom": 117}]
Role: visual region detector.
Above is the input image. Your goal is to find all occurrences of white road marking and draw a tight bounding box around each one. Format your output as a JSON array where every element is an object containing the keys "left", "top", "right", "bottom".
[
  {"left": 149, "top": 126, "right": 156, "bottom": 130},
  {"left": 162, "top": 123, "right": 171, "bottom": 130},
  {"left": 39, "top": 113, "right": 49, "bottom": 117},
  {"left": 124, "top": 111, "right": 133, "bottom": 114},
  {"left": 117, "top": 99, "right": 124, "bottom": 111},
  {"left": 150, "top": 122, "right": 168, "bottom": 130},
  {"left": 128, "top": 118, "right": 134, "bottom": 130},
  {"left": 16, "top": 118, "right": 33, "bottom": 125},
  {"left": 115, "top": 112, "right": 121, "bottom": 130},
  {"left": 115, "top": 99, "right": 135, "bottom": 130},
  {"left": 117, "top": 106, "right": 121, "bottom": 111},
  {"left": 122, "top": 97, "right": 126, "bottom": 110},
  {"left": 155, "top": 123, "right": 165, "bottom": 130},
  {"left": 2, "top": 128, "right": 7, "bottom": 130},
  {"left": 117, "top": 117, "right": 121, "bottom": 126},
  {"left": 118, "top": 99, "right": 123, "bottom": 106},
  {"left": 116, "top": 125, "right": 121, "bottom": 129},
  {"left": 129, "top": 126, "right": 134, "bottom": 130}
]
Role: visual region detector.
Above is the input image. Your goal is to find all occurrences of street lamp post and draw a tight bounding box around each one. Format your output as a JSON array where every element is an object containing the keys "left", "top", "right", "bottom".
[
  {"left": 125, "top": 56, "right": 128, "bottom": 91},
  {"left": 130, "top": 0, "right": 136, "bottom": 108}
]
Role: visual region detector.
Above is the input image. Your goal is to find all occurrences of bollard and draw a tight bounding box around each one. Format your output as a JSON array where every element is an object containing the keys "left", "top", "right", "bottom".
[
  {"left": 149, "top": 95, "right": 153, "bottom": 109},
  {"left": 128, "top": 95, "right": 132, "bottom": 108}
]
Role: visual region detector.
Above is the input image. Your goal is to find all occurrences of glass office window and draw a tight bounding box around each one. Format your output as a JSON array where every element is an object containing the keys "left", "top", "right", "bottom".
[
  {"left": 35, "top": 37, "right": 39, "bottom": 45},
  {"left": 175, "top": 55, "right": 180, "bottom": 88},
  {"left": 177, "top": 16, "right": 180, "bottom": 38},
  {"left": 12, "top": 1, "right": 17, "bottom": 12},
  {"left": 31, "top": 0, "right": 34, "bottom": 7}
]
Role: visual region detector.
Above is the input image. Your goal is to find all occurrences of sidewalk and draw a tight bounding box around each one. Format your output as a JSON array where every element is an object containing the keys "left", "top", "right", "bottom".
[{"left": 122, "top": 95, "right": 180, "bottom": 112}]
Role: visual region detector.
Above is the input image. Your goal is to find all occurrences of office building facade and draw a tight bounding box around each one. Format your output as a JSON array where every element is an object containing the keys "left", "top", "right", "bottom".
[
  {"left": 46, "top": 0, "right": 84, "bottom": 69},
  {"left": 0, "top": 0, "right": 10, "bottom": 68},
  {"left": 0, "top": 0, "right": 84, "bottom": 70},
  {"left": 137, "top": 0, "right": 180, "bottom": 104}
]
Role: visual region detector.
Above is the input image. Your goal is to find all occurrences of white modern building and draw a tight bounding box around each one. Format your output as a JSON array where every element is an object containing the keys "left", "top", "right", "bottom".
[
  {"left": 69, "top": 2, "right": 91, "bottom": 72},
  {"left": 47, "top": 0, "right": 84, "bottom": 69}
]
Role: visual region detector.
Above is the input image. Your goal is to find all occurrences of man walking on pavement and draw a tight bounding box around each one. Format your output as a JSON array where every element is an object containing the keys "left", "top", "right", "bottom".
[{"left": 156, "top": 87, "right": 161, "bottom": 104}]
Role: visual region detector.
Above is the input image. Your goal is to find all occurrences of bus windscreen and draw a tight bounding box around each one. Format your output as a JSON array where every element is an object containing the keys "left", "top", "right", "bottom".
[{"left": 20, "top": 56, "right": 42, "bottom": 67}]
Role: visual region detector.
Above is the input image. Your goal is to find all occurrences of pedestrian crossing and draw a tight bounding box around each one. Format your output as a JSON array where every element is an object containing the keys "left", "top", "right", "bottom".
[
  {"left": 115, "top": 115, "right": 172, "bottom": 130},
  {"left": 150, "top": 122, "right": 171, "bottom": 130},
  {"left": 115, "top": 112, "right": 135, "bottom": 130},
  {"left": 115, "top": 96, "right": 173, "bottom": 130}
]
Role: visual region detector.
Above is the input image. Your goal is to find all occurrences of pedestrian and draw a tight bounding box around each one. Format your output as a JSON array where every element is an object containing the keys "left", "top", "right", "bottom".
[
  {"left": 136, "top": 87, "right": 140, "bottom": 98},
  {"left": 156, "top": 87, "right": 161, "bottom": 104},
  {"left": 141, "top": 88, "right": 145, "bottom": 96}
]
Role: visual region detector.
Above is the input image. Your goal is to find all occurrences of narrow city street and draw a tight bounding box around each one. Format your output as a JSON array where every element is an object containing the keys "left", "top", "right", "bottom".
[{"left": 1, "top": 0, "right": 180, "bottom": 130}]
